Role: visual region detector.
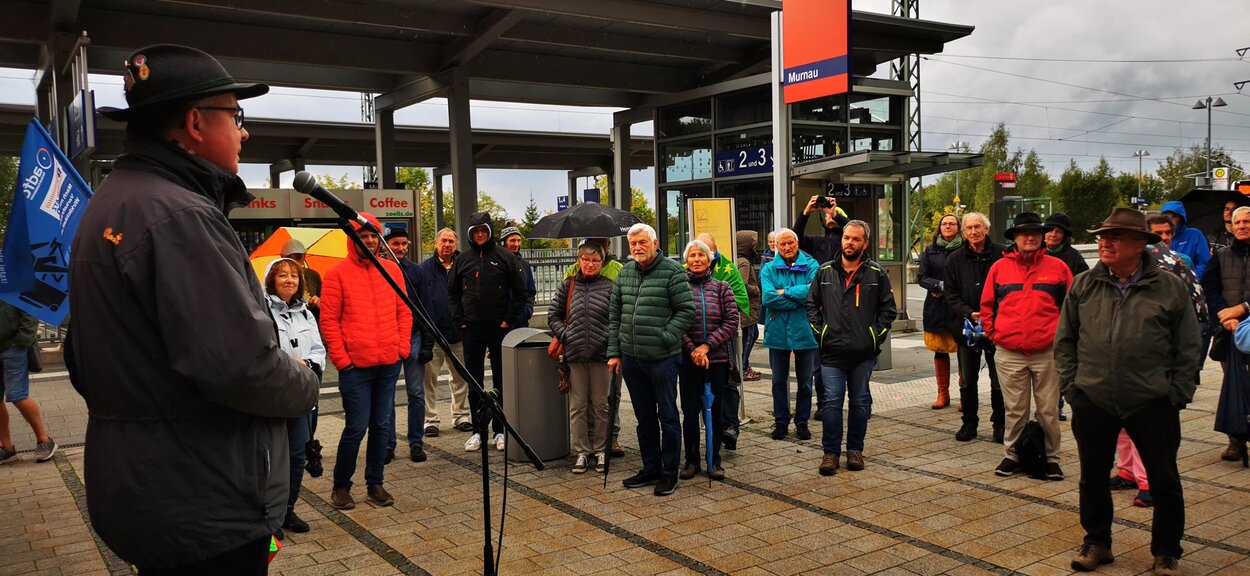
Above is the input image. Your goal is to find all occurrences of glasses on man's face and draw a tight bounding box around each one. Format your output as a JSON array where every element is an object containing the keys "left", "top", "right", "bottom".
[
  {"left": 1096, "top": 234, "right": 1128, "bottom": 245},
  {"left": 196, "top": 106, "right": 245, "bottom": 129}
]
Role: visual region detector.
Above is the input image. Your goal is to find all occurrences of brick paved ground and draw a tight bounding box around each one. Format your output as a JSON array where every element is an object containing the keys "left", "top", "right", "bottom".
[{"left": 2, "top": 328, "right": 1249, "bottom": 576}]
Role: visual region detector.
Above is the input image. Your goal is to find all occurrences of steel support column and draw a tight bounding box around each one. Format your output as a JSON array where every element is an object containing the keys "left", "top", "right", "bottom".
[
  {"left": 434, "top": 166, "right": 450, "bottom": 232},
  {"left": 447, "top": 70, "right": 478, "bottom": 246},
  {"left": 374, "top": 108, "right": 396, "bottom": 189},
  {"left": 611, "top": 124, "right": 631, "bottom": 212}
]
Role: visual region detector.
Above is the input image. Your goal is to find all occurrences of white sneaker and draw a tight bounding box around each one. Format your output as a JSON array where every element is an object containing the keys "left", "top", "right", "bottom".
[
  {"left": 595, "top": 453, "right": 607, "bottom": 473},
  {"left": 572, "top": 453, "right": 589, "bottom": 474},
  {"left": 493, "top": 433, "right": 506, "bottom": 451},
  {"left": 465, "top": 433, "right": 482, "bottom": 452}
]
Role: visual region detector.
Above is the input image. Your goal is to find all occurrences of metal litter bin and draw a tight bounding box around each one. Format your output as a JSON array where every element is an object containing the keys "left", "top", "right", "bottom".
[{"left": 501, "top": 328, "right": 569, "bottom": 462}]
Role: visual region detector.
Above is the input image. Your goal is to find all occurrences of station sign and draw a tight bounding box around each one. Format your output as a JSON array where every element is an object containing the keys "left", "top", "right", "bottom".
[
  {"left": 292, "top": 188, "right": 363, "bottom": 219},
  {"left": 557, "top": 196, "right": 569, "bottom": 211},
  {"left": 715, "top": 145, "right": 773, "bottom": 177},
  {"left": 783, "top": 0, "right": 850, "bottom": 104},
  {"left": 364, "top": 189, "right": 415, "bottom": 218},
  {"left": 236, "top": 188, "right": 288, "bottom": 219}
]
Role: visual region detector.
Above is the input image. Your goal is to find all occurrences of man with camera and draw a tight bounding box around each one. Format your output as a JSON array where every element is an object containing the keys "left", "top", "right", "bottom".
[{"left": 792, "top": 191, "right": 850, "bottom": 413}]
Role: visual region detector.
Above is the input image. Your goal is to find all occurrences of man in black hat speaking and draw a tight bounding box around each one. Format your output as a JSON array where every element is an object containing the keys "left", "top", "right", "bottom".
[
  {"left": 68, "top": 45, "right": 319, "bottom": 574},
  {"left": 1057, "top": 208, "right": 1198, "bottom": 576}
]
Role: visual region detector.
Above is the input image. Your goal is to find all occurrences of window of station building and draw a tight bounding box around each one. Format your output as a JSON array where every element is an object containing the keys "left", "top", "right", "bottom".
[
  {"left": 661, "top": 185, "right": 713, "bottom": 257},
  {"left": 716, "top": 180, "right": 773, "bottom": 255},
  {"left": 849, "top": 94, "right": 895, "bottom": 125},
  {"left": 849, "top": 128, "right": 896, "bottom": 152},
  {"left": 791, "top": 94, "right": 847, "bottom": 123},
  {"left": 661, "top": 138, "right": 713, "bottom": 183},
  {"left": 876, "top": 184, "right": 901, "bottom": 262},
  {"left": 658, "top": 99, "right": 712, "bottom": 139},
  {"left": 792, "top": 127, "right": 847, "bottom": 163},
  {"left": 716, "top": 86, "right": 771, "bottom": 129}
]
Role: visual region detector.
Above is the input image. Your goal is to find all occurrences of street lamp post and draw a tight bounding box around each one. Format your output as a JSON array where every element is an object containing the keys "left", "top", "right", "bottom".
[
  {"left": 1193, "top": 97, "right": 1228, "bottom": 186},
  {"left": 950, "top": 141, "right": 968, "bottom": 215},
  {"left": 1132, "top": 149, "right": 1150, "bottom": 197}
]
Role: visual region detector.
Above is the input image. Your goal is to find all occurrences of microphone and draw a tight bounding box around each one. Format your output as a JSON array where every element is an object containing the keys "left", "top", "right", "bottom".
[{"left": 292, "top": 171, "right": 380, "bottom": 234}]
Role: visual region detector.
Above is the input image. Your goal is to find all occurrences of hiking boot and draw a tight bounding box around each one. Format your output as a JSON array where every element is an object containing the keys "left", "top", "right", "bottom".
[
  {"left": 1045, "top": 462, "right": 1064, "bottom": 481},
  {"left": 409, "top": 445, "right": 427, "bottom": 462},
  {"left": 771, "top": 423, "right": 787, "bottom": 440},
  {"left": 330, "top": 488, "right": 355, "bottom": 510},
  {"left": 679, "top": 460, "right": 701, "bottom": 480},
  {"left": 1133, "top": 490, "right": 1154, "bottom": 508},
  {"left": 424, "top": 425, "right": 440, "bottom": 438},
  {"left": 609, "top": 439, "right": 625, "bottom": 458},
  {"left": 34, "top": 438, "right": 57, "bottom": 462},
  {"left": 465, "top": 433, "right": 482, "bottom": 452},
  {"left": 708, "top": 465, "right": 725, "bottom": 481},
  {"left": 992, "top": 425, "right": 1005, "bottom": 444},
  {"left": 955, "top": 423, "right": 977, "bottom": 442},
  {"left": 995, "top": 458, "right": 1018, "bottom": 477},
  {"left": 572, "top": 453, "right": 589, "bottom": 474},
  {"left": 1151, "top": 554, "right": 1180, "bottom": 576},
  {"left": 1108, "top": 476, "right": 1137, "bottom": 490},
  {"left": 622, "top": 471, "right": 660, "bottom": 489},
  {"left": 595, "top": 453, "right": 607, "bottom": 473},
  {"left": 384, "top": 447, "right": 395, "bottom": 465},
  {"left": 846, "top": 451, "right": 865, "bottom": 471},
  {"left": 743, "top": 368, "right": 762, "bottom": 381},
  {"left": 795, "top": 423, "right": 812, "bottom": 441},
  {"left": 819, "top": 453, "right": 839, "bottom": 476},
  {"left": 1071, "top": 543, "right": 1114, "bottom": 571},
  {"left": 366, "top": 484, "right": 394, "bottom": 507},
  {"left": 654, "top": 476, "right": 678, "bottom": 496},
  {"left": 0, "top": 446, "right": 16, "bottom": 464},
  {"left": 283, "top": 506, "right": 310, "bottom": 533}
]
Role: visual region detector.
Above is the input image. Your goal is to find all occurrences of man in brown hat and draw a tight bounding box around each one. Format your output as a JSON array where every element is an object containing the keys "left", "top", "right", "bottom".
[
  {"left": 1056, "top": 208, "right": 1198, "bottom": 576},
  {"left": 68, "top": 45, "right": 319, "bottom": 574}
]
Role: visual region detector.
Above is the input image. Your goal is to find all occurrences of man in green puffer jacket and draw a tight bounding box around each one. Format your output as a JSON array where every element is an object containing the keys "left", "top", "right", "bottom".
[{"left": 608, "top": 223, "right": 695, "bottom": 497}]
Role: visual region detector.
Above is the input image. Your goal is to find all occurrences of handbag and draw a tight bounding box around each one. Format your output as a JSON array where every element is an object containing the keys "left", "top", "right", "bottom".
[
  {"left": 27, "top": 345, "right": 43, "bottom": 373},
  {"left": 547, "top": 278, "right": 575, "bottom": 361}
]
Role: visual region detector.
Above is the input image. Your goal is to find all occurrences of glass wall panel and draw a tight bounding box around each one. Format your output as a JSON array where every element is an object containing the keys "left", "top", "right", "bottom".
[
  {"left": 849, "top": 94, "right": 893, "bottom": 125},
  {"left": 716, "top": 86, "right": 771, "bottom": 128},
  {"left": 662, "top": 185, "right": 713, "bottom": 257},
  {"left": 793, "top": 126, "right": 846, "bottom": 163},
  {"left": 849, "top": 128, "right": 895, "bottom": 152},
  {"left": 791, "top": 94, "right": 846, "bottom": 123},
  {"left": 876, "top": 184, "right": 901, "bottom": 262},
  {"left": 716, "top": 179, "right": 773, "bottom": 256},
  {"left": 658, "top": 99, "right": 712, "bottom": 138},
  {"left": 661, "top": 138, "right": 713, "bottom": 183}
]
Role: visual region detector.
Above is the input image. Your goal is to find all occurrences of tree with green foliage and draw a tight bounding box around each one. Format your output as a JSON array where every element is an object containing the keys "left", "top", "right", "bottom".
[
  {"left": 315, "top": 173, "right": 361, "bottom": 190},
  {"left": 0, "top": 156, "right": 16, "bottom": 245},
  {"left": 517, "top": 195, "right": 563, "bottom": 249},
  {"left": 1156, "top": 143, "right": 1244, "bottom": 201},
  {"left": 969, "top": 123, "right": 1012, "bottom": 215},
  {"left": 594, "top": 176, "right": 656, "bottom": 226},
  {"left": 1051, "top": 159, "right": 1120, "bottom": 243}
]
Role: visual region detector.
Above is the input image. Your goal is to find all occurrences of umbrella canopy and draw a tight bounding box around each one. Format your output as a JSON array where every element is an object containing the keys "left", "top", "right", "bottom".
[
  {"left": 1176, "top": 189, "right": 1250, "bottom": 239},
  {"left": 529, "top": 202, "right": 643, "bottom": 239},
  {"left": 249, "top": 227, "right": 349, "bottom": 282}
]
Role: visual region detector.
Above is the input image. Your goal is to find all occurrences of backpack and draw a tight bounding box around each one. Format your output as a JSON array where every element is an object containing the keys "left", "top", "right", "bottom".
[{"left": 1015, "top": 421, "right": 1048, "bottom": 480}]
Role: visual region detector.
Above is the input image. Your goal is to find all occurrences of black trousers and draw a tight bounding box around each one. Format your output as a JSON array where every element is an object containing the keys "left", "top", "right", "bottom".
[
  {"left": 1070, "top": 391, "right": 1184, "bottom": 558},
  {"left": 957, "top": 340, "right": 1003, "bottom": 428},
  {"left": 136, "top": 536, "right": 270, "bottom": 575},
  {"left": 463, "top": 326, "right": 506, "bottom": 435}
]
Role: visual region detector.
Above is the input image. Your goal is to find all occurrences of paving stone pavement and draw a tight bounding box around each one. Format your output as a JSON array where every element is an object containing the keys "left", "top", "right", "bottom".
[{"left": 2, "top": 330, "right": 1249, "bottom": 575}]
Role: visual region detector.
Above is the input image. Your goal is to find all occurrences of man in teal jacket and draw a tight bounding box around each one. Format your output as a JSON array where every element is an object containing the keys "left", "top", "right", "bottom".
[
  {"left": 760, "top": 229, "right": 820, "bottom": 441},
  {"left": 608, "top": 223, "right": 695, "bottom": 496}
]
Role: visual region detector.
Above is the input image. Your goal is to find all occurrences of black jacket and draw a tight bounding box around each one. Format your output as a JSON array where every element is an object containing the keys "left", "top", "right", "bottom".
[
  {"left": 793, "top": 210, "right": 849, "bottom": 265},
  {"left": 1050, "top": 244, "right": 1090, "bottom": 277},
  {"left": 942, "top": 241, "right": 1005, "bottom": 330},
  {"left": 396, "top": 257, "right": 436, "bottom": 357},
  {"left": 548, "top": 272, "right": 613, "bottom": 362},
  {"left": 805, "top": 258, "right": 897, "bottom": 369},
  {"left": 415, "top": 253, "right": 462, "bottom": 343},
  {"left": 448, "top": 212, "right": 534, "bottom": 331},
  {"left": 917, "top": 241, "right": 959, "bottom": 335},
  {"left": 67, "top": 137, "right": 319, "bottom": 568}
]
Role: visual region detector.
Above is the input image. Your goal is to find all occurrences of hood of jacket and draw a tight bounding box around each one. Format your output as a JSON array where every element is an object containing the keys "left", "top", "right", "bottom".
[
  {"left": 770, "top": 249, "right": 818, "bottom": 273},
  {"left": 1161, "top": 200, "right": 1189, "bottom": 228},
  {"left": 344, "top": 212, "right": 384, "bottom": 264},
  {"left": 737, "top": 230, "right": 759, "bottom": 261},
  {"left": 115, "top": 135, "right": 254, "bottom": 216},
  {"left": 467, "top": 211, "right": 495, "bottom": 252}
]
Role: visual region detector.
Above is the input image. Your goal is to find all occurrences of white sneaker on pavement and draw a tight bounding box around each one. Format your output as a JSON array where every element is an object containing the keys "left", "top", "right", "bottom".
[
  {"left": 595, "top": 453, "right": 607, "bottom": 473},
  {"left": 493, "top": 433, "right": 506, "bottom": 451},
  {"left": 465, "top": 433, "right": 482, "bottom": 452}
]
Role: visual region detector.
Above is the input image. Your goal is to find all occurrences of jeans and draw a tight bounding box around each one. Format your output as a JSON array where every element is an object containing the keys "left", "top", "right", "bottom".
[
  {"left": 769, "top": 348, "right": 817, "bottom": 425},
  {"left": 741, "top": 325, "right": 759, "bottom": 371},
  {"left": 463, "top": 326, "right": 505, "bottom": 435},
  {"left": 820, "top": 360, "right": 874, "bottom": 454},
  {"left": 333, "top": 362, "right": 400, "bottom": 489},
  {"left": 678, "top": 360, "right": 727, "bottom": 466},
  {"left": 621, "top": 354, "right": 682, "bottom": 478},
  {"left": 956, "top": 340, "right": 1003, "bottom": 428},
  {"left": 389, "top": 332, "right": 425, "bottom": 451},
  {"left": 1, "top": 345, "right": 31, "bottom": 402},
  {"left": 286, "top": 408, "right": 317, "bottom": 507},
  {"left": 1071, "top": 392, "right": 1184, "bottom": 558}
]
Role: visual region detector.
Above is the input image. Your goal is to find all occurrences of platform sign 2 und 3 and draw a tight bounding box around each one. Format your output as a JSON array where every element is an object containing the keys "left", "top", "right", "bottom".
[
  {"left": 715, "top": 145, "right": 773, "bottom": 177},
  {"left": 783, "top": 0, "right": 850, "bottom": 105}
]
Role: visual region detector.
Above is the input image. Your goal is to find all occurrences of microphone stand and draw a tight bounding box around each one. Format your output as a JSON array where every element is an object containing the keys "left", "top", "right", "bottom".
[{"left": 336, "top": 218, "right": 543, "bottom": 576}]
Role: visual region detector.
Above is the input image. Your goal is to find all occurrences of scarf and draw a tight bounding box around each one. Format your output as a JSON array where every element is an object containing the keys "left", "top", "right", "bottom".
[{"left": 935, "top": 235, "right": 963, "bottom": 251}]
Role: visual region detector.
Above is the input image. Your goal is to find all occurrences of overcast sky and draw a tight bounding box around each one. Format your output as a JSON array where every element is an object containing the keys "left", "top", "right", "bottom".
[{"left": 2, "top": 0, "right": 1249, "bottom": 219}]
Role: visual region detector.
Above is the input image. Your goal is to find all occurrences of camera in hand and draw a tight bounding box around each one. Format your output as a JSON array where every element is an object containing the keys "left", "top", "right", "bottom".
[{"left": 815, "top": 195, "right": 833, "bottom": 209}]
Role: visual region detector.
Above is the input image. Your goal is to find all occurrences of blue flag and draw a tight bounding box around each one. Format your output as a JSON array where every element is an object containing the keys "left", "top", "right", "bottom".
[{"left": 0, "top": 120, "right": 93, "bottom": 325}]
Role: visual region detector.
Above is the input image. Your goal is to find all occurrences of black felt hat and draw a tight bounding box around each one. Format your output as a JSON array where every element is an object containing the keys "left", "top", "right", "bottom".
[
  {"left": 1003, "top": 212, "right": 1046, "bottom": 240},
  {"left": 98, "top": 44, "right": 268, "bottom": 121}
]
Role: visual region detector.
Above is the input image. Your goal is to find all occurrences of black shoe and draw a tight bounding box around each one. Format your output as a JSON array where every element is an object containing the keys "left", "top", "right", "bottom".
[
  {"left": 813, "top": 407, "right": 823, "bottom": 420},
  {"left": 1058, "top": 411, "right": 1068, "bottom": 422},
  {"left": 424, "top": 425, "right": 440, "bottom": 438},
  {"left": 622, "top": 471, "right": 661, "bottom": 489},
  {"left": 955, "top": 423, "right": 977, "bottom": 442},
  {"left": 678, "top": 461, "right": 701, "bottom": 480},
  {"left": 304, "top": 439, "right": 323, "bottom": 478},
  {"left": 274, "top": 527, "right": 285, "bottom": 541},
  {"left": 992, "top": 425, "right": 1005, "bottom": 444},
  {"left": 795, "top": 423, "right": 812, "bottom": 441},
  {"left": 995, "top": 458, "right": 1018, "bottom": 477},
  {"left": 654, "top": 476, "right": 678, "bottom": 496},
  {"left": 384, "top": 447, "right": 395, "bottom": 465},
  {"left": 283, "top": 506, "right": 310, "bottom": 533},
  {"left": 1045, "top": 462, "right": 1064, "bottom": 481},
  {"left": 722, "top": 429, "right": 738, "bottom": 451},
  {"left": 771, "top": 424, "right": 787, "bottom": 440},
  {"left": 410, "top": 445, "right": 427, "bottom": 462}
]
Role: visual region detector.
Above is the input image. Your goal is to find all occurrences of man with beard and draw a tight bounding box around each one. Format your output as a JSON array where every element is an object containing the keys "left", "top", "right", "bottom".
[
  {"left": 792, "top": 193, "right": 850, "bottom": 414},
  {"left": 806, "top": 221, "right": 896, "bottom": 476}
]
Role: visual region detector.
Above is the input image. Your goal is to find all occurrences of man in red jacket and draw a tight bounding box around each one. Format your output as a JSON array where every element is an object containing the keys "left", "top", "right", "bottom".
[
  {"left": 980, "top": 212, "right": 1072, "bottom": 480},
  {"left": 321, "top": 212, "right": 413, "bottom": 510}
]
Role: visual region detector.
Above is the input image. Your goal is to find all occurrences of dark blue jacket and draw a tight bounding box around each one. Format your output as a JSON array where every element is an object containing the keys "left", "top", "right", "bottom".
[
  {"left": 512, "top": 254, "right": 536, "bottom": 328},
  {"left": 416, "top": 254, "right": 462, "bottom": 343}
]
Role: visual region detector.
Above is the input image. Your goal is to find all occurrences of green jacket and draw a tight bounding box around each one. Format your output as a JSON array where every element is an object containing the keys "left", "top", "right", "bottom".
[
  {"left": 608, "top": 256, "right": 695, "bottom": 360},
  {"left": 0, "top": 301, "right": 37, "bottom": 349},
  {"left": 711, "top": 252, "right": 748, "bottom": 318},
  {"left": 1054, "top": 253, "right": 1201, "bottom": 417}
]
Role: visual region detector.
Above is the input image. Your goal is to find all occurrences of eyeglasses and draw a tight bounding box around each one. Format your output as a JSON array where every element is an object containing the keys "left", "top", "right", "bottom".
[
  {"left": 1096, "top": 235, "right": 1128, "bottom": 245},
  {"left": 196, "top": 106, "right": 245, "bottom": 129},
  {"left": 579, "top": 256, "right": 603, "bottom": 264}
]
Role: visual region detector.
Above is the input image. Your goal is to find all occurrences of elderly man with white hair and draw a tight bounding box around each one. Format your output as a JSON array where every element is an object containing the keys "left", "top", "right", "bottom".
[
  {"left": 760, "top": 228, "right": 820, "bottom": 441},
  {"left": 608, "top": 223, "right": 695, "bottom": 496}
]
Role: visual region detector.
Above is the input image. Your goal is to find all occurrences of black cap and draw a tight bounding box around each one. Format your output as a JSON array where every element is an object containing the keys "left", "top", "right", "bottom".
[
  {"left": 99, "top": 44, "right": 269, "bottom": 121},
  {"left": 384, "top": 228, "right": 410, "bottom": 241}
]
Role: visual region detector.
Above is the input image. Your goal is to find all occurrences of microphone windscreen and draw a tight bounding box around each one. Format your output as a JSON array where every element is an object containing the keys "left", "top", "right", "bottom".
[{"left": 292, "top": 171, "right": 316, "bottom": 194}]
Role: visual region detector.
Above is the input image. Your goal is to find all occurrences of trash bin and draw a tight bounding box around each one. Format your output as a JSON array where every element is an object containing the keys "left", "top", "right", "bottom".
[
  {"left": 874, "top": 332, "right": 892, "bottom": 371},
  {"left": 501, "top": 328, "right": 569, "bottom": 462}
]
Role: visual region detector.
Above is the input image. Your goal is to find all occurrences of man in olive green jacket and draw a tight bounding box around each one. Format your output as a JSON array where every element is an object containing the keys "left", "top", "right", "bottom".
[
  {"left": 0, "top": 301, "right": 57, "bottom": 464},
  {"left": 1055, "top": 208, "right": 1198, "bottom": 576},
  {"left": 608, "top": 223, "right": 694, "bottom": 496}
]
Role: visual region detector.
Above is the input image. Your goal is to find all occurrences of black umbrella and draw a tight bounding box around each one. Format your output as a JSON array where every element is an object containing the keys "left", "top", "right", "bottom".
[
  {"left": 1176, "top": 189, "right": 1250, "bottom": 239},
  {"left": 529, "top": 202, "right": 643, "bottom": 239},
  {"left": 603, "top": 372, "right": 620, "bottom": 489}
]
